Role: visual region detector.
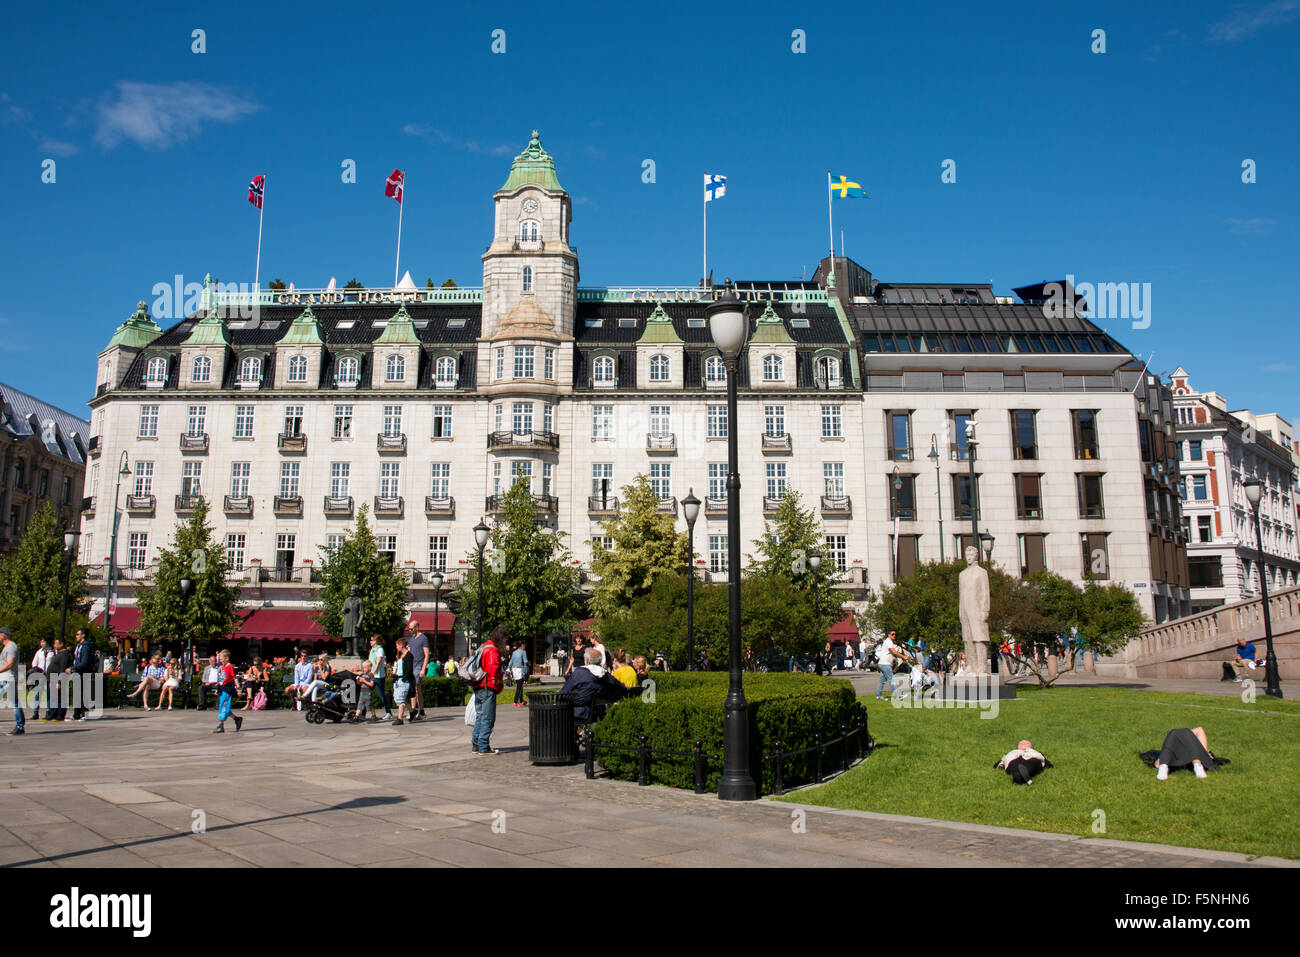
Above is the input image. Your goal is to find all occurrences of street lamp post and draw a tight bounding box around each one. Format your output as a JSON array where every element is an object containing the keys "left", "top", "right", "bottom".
[
  {"left": 965, "top": 420, "right": 980, "bottom": 554},
  {"left": 809, "top": 552, "right": 823, "bottom": 671},
  {"left": 706, "top": 283, "right": 756, "bottom": 801},
  {"left": 1243, "top": 479, "right": 1283, "bottom": 698},
  {"left": 473, "top": 519, "right": 490, "bottom": 657},
  {"left": 179, "top": 577, "right": 192, "bottom": 707},
  {"left": 928, "top": 434, "right": 944, "bottom": 561},
  {"left": 980, "top": 532, "right": 995, "bottom": 565},
  {"left": 58, "top": 527, "right": 80, "bottom": 649},
  {"left": 682, "top": 490, "right": 700, "bottom": 670},
  {"left": 430, "top": 571, "right": 444, "bottom": 662},
  {"left": 104, "top": 452, "right": 131, "bottom": 638}
]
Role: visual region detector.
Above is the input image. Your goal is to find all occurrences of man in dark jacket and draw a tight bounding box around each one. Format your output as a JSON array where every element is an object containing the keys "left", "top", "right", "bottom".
[
  {"left": 47, "top": 638, "right": 71, "bottom": 721},
  {"left": 561, "top": 647, "right": 628, "bottom": 722},
  {"left": 71, "top": 629, "right": 94, "bottom": 720}
]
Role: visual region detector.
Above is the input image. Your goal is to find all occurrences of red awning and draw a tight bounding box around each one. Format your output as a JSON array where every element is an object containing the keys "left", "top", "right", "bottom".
[
  {"left": 96, "top": 607, "right": 143, "bottom": 635},
  {"left": 829, "top": 613, "right": 859, "bottom": 643},
  {"left": 407, "top": 611, "right": 457, "bottom": 635},
  {"left": 231, "top": 608, "right": 328, "bottom": 643},
  {"left": 572, "top": 617, "right": 596, "bottom": 637}
]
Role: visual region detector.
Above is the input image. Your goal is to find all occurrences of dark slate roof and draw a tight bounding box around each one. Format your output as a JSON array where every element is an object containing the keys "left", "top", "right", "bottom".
[
  {"left": 847, "top": 299, "right": 1129, "bottom": 354},
  {"left": 573, "top": 300, "right": 849, "bottom": 346},
  {"left": 0, "top": 381, "right": 91, "bottom": 465}
]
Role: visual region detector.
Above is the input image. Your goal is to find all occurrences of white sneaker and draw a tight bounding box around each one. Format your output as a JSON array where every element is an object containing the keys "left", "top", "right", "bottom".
[
  {"left": 1193, "top": 763, "right": 1208, "bottom": 779},
  {"left": 1156, "top": 764, "right": 1169, "bottom": 781},
  {"left": 167, "top": 706, "right": 173, "bottom": 711}
]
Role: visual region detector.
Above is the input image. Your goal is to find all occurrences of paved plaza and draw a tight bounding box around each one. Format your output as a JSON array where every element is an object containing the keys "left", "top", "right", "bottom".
[{"left": 0, "top": 685, "right": 1293, "bottom": 869}]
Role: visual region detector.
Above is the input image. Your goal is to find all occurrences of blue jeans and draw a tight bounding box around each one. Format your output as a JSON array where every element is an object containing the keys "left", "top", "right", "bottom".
[
  {"left": 875, "top": 663, "right": 895, "bottom": 697},
  {"left": 217, "top": 690, "right": 233, "bottom": 723},
  {"left": 472, "top": 687, "right": 497, "bottom": 751}
]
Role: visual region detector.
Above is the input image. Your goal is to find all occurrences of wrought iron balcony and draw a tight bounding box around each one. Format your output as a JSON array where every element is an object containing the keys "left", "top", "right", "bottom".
[
  {"left": 656, "top": 496, "right": 678, "bottom": 515},
  {"left": 587, "top": 495, "right": 620, "bottom": 514},
  {"left": 179, "top": 432, "right": 209, "bottom": 452},
  {"left": 126, "top": 494, "right": 155, "bottom": 514},
  {"left": 224, "top": 495, "right": 253, "bottom": 516},
  {"left": 704, "top": 495, "right": 728, "bottom": 514},
  {"left": 273, "top": 495, "right": 303, "bottom": 516},
  {"left": 277, "top": 432, "right": 308, "bottom": 453},
  {"left": 174, "top": 494, "right": 202, "bottom": 513},
  {"left": 374, "top": 495, "right": 404, "bottom": 516},
  {"left": 434, "top": 375, "right": 459, "bottom": 391},
  {"left": 323, "top": 495, "right": 354, "bottom": 516},
  {"left": 424, "top": 495, "right": 455, "bottom": 515},
  {"left": 762, "top": 433, "right": 792, "bottom": 454},
  {"left": 762, "top": 496, "right": 784, "bottom": 513},
  {"left": 487, "top": 430, "right": 559, "bottom": 452},
  {"left": 646, "top": 432, "right": 676, "bottom": 453},
  {"left": 814, "top": 376, "right": 845, "bottom": 391},
  {"left": 486, "top": 493, "right": 558, "bottom": 514},
  {"left": 81, "top": 496, "right": 96, "bottom": 514},
  {"left": 821, "top": 495, "right": 852, "bottom": 515},
  {"left": 377, "top": 432, "right": 407, "bottom": 453}
]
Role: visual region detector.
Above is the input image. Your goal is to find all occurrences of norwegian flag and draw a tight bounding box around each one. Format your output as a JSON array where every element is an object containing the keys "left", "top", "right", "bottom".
[
  {"left": 248, "top": 174, "right": 265, "bottom": 209},
  {"left": 385, "top": 168, "right": 405, "bottom": 204}
]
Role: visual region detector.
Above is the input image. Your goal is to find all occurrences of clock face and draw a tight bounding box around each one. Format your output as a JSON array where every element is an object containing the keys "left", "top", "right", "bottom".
[{"left": 522, "top": 200, "right": 538, "bottom": 214}]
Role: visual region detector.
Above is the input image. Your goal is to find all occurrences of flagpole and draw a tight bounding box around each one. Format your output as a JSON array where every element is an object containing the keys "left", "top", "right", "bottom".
[
  {"left": 826, "top": 171, "right": 835, "bottom": 288},
  {"left": 254, "top": 175, "right": 265, "bottom": 290},
  {"left": 703, "top": 174, "right": 707, "bottom": 289},
  {"left": 394, "top": 169, "right": 405, "bottom": 288}
]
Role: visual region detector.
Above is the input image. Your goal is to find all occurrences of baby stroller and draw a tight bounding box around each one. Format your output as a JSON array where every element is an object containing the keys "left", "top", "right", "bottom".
[{"left": 304, "top": 671, "right": 361, "bottom": 724}]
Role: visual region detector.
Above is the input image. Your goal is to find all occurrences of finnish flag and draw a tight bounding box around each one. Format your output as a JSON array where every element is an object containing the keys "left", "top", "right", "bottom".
[{"left": 704, "top": 173, "right": 726, "bottom": 202}]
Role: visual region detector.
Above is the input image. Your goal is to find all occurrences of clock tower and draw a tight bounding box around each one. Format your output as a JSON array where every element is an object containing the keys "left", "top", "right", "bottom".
[{"left": 481, "top": 131, "right": 579, "bottom": 339}]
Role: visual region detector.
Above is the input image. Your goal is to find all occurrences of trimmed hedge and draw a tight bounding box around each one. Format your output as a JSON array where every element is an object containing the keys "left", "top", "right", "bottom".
[{"left": 592, "top": 672, "right": 862, "bottom": 794}]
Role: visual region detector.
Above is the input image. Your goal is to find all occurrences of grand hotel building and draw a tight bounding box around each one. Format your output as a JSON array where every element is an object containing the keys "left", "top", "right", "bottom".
[{"left": 81, "top": 132, "right": 1189, "bottom": 655}]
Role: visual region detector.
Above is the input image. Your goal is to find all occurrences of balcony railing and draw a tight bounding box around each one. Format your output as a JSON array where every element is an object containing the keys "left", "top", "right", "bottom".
[
  {"left": 268, "top": 564, "right": 310, "bottom": 584},
  {"left": 762, "top": 433, "right": 792, "bottom": 454},
  {"left": 273, "top": 495, "right": 303, "bottom": 516},
  {"left": 762, "top": 496, "right": 784, "bottom": 513},
  {"left": 814, "top": 376, "right": 845, "bottom": 391},
  {"left": 434, "top": 375, "right": 460, "bottom": 391},
  {"left": 179, "top": 432, "right": 209, "bottom": 452},
  {"left": 487, "top": 430, "right": 559, "bottom": 452},
  {"left": 821, "top": 495, "right": 852, "bottom": 515},
  {"left": 589, "top": 376, "right": 617, "bottom": 390},
  {"left": 174, "top": 494, "right": 202, "bottom": 513},
  {"left": 424, "top": 495, "right": 455, "bottom": 515},
  {"left": 81, "top": 496, "right": 96, "bottom": 514},
  {"left": 656, "top": 496, "right": 678, "bottom": 515},
  {"left": 704, "top": 495, "right": 728, "bottom": 514},
  {"left": 224, "top": 495, "right": 254, "bottom": 516},
  {"left": 414, "top": 567, "right": 462, "bottom": 587},
  {"left": 277, "top": 433, "right": 308, "bottom": 453},
  {"left": 374, "top": 495, "right": 404, "bottom": 516},
  {"left": 587, "top": 495, "right": 620, "bottom": 514},
  {"left": 486, "top": 493, "right": 558, "bottom": 513},
  {"left": 377, "top": 432, "right": 408, "bottom": 453},
  {"left": 646, "top": 432, "right": 676, "bottom": 453},
  {"left": 323, "top": 495, "right": 354, "bottom": 516},
  {"left": 87, "top": 435, "right": 101, "bottom": 456},
  {"left": 126, "top": 494, "right": 155, "bottom": 514},
  {"left": 118, "top": 562, "right": 160, "bottom": 581}
]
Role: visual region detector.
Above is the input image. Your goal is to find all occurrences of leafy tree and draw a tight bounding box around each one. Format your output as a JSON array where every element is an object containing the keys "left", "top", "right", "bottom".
[
  {"left": 588, "top": 474, "right": 689, "bottom": 621},
  {"left": 268, "top": 278, "right": 287, "bottom": 291},
  {"left": 134, "top": 499, "right": 242, "bottom": 647},
  {"left": 1080, "top": 580, "right": 1147, "bottom": 649},
  {"left": 0, "top": 502, "right": 86, "bottom": 612},
  {"left": 456, "top": 480, "right": 581, "bottom": 648},
  {"left": 441, "top": 278, "right": 457, "bottom": 288},
  {"left": 344, "top": 278, "right": 364, "bottom": 290},
  {"left": 748, "top": 490, "right": 842, "bottom": 643},
  {"left": 426, "top": 277, "right": 435, "bottom": 289},
  {"left": 314, "top": 503, "right": 407, "bottom": 641}
]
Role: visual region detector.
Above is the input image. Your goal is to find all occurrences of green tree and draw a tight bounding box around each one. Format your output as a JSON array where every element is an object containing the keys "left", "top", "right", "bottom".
[
  {"left": 268, "top": 278, "right": 287, "bottom": 291},
  {"left": 344, "top": 278, "right": 364, "bottom": 290},
  {"left": 587, "top": 474, "right": 689, "bottom": 621},
  {"left": 456, "top": 480, "right": 581, "bottom": 648},
  {"left": 0, "top": 501, "right": 86, "bottom": 612},
  {"left": 134, "top": 499, "right": 242, "bottom": 647},
  {"left": 440, "top": 278, "right": 457, "bottom": 288},
  {"left": 314, "top": 503, "right": 408, "bottom": 641},
  {"left": 748, "top": 490, "right": 841, "bottom": 640},
  {"left": 1080, "top": 579, "right": 1147, "bottom": 649}
]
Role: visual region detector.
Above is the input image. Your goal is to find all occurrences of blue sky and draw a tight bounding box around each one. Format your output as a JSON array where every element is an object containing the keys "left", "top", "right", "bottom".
[{"left": 1, "top": 0, "right": 1296, "bottom": 422}]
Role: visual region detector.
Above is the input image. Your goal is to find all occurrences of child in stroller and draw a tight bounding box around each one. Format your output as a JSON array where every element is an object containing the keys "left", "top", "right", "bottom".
[{"left": 303, "top": 670, "right": 361, "bottom": 724}]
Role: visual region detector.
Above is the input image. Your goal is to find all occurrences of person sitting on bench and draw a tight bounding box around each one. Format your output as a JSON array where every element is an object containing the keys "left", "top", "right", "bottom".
[
  {"left": 995, "top": 739, "right": 1051, "bottom": 785},
  {"left": 1225, "top": 638, "right": 1259, "bottom": 682},
  {"left": 561, "top": 647, "right": 628, "bottom": 722},
  {"left": 198, "top": 656, "right": 221, "bottom": 710}
]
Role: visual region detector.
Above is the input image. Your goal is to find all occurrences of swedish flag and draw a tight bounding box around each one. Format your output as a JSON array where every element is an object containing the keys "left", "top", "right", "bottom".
[{"left": 830, "top": 175, "right": 867, "bottom": 199}]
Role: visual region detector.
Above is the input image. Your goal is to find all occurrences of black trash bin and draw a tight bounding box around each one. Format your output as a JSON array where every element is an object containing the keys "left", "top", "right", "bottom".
[{"left": 527, "top": 690, "right": 577, "bottom": 765}]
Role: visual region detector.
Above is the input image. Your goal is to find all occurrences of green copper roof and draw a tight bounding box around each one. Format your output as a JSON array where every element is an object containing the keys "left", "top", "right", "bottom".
[
  {"left": 750, "top": 302, "right": 794, "bottom": 344},
  {"left": 277, "top": 306, "right": 325, "bottom": 346},
  {"left": 374, "top": 304, "right": 419, "bottom": 344},
  {"left": 500, "top": 130, "right": 564, "bottom": 193},
  {"left": 182, "top": 310, "right": 232, "bottom": 347},
  {"left": 636, "top": 304, "right": 683, "bottom": 344},
  {"left": 105, "top": 300, "right": 163, "bottom": 351}
]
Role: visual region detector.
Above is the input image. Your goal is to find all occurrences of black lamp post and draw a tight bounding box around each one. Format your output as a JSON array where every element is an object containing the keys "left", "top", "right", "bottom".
[
  {"left": 104, "top": 452, "right": 131, "bottom": 638},
  {"left": 179, "top": 577, "right": 192, "bottom": 706},
  {"left": 980, "top": 532, "right": 995, "bottom": 566},
  {"left": 706, "top": 283, "right": 756, "bottom": 801},
  {"left": 682, "top": 489, "right": 700, "bottom": 670},
  {"left": 58, "top": 527, "right": 80, "bottom": 649},
  {"left": 928, "top": 433, "right": 944, "bottom": 561},
  {"left": 809, "top": 552, "right": 823, "bottom": 670},
  {"left": 1243, "top": 479, "right": 1283, "bottom": 697},
  {"left": 965, "top": 420, "right": 980, "bottom": 553},
  {"left": 430, "top": 570, "right": 444, "bottom": 661},
  {"left": 473, "top": 519, "right": 490, "bottom": 656}
]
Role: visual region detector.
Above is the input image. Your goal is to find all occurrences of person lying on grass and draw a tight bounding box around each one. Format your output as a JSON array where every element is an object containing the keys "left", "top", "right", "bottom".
[
  {"left": 1142, "top": 726, "right": 1227, "bottom": 780},
  {"left": 995, "top": 739, "right": 1052, "bottom": 785}
]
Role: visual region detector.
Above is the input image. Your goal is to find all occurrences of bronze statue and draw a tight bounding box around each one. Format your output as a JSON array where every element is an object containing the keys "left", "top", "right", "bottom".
[{"left": 342, "top": 586, "right": 365, "bottom": 656}]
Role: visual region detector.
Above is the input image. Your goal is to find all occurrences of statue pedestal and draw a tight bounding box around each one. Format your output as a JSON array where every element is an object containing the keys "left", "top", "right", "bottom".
[{"left": 330, "top": 656, "right": 365, "bottom": 673}]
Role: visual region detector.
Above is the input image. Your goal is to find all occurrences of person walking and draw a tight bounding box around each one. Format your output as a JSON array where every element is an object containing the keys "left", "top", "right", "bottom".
[
  {"left": 29, "top": 637, "right": 52, "bottom": 720},
  {"left": 70, "top": 629, "right": 95, "bottom": 720},
  {"left": 391, "top": 636, "right": 413, "bottom": 725},
  {"left": 47, "top": 638, "right": 71, "bottom": 720},
  {"left": 874, "top": 630, "right": 902, "bottom": 699},
  {"left": 406, "top": 621, "right": 430, "bottom": 721},
  {"left": 471, "top": 626, "right": 505, "bottom": 754},
  {"left": 1, "top": 628, "right": 24, "bottom": 735},
  {"left": 508, "top": 641, "right": 530, "bottom": 708},
  {"left": 212, "top": 650, "right": 242, "bottom": 733},
  {"left": 367, "top": 634, "right": 392, "bottom": 721}
]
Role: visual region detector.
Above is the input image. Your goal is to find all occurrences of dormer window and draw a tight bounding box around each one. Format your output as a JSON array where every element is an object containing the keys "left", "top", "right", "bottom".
[
  {"left": 287, "top": 355, "right": 308, "bottom": 383},
  {"left": 521, "top": 266, "right": 533, "bottom": 293},
  {"left": 192, "top": 356, "right": 211, "bottom": 383},
  {"left": 386, "top": 354, "right": 405, "bottom": 382},
  {"left": 705, "top": 355, "right": 727, "bottom": 384},
  {"left": 336, "top": 356, "right": 359, "bottom": 387},
  {"left": 519, "top": 220, "right": 540, "bottom": 248},
  {"left": 145, "top": 356, "right": 167, "bottom": 385},
  {"left": 649, "top": 354, "right": 670, "bottom": 381},
  {"left": 593, "top": 355, "right": 616, "bottom": 386},
  {"left": 238, "top": 356, "right": 261, "bottom": 383},
  {"left": 817, "top": 355, "right": 841, "bottom": 388},
  {"left": 762, "top": 354, "right": 784, "bottom": 381}
]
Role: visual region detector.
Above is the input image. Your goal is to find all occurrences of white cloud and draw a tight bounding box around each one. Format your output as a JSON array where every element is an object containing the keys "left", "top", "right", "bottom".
[
  {"left": 94, "top": 81, "right": 259, "bottom": 150},
  {"left": 1208, "top": 0, "right": 1300, "bottom": 42},
  {"left": 1263, "top": 362, "right": 1296, "bottom": 372},
  {"left": 40, "top": 137, "right": 78, "bottom": 156},
  {"left": 1225, "top": 217, "right": 1276, "bottom": 236},
  {"left": 404, "top": 123, "right": 514, "bottom": 156}
]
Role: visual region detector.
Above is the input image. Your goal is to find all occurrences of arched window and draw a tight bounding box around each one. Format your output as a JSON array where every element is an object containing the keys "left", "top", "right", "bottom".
[
  {"left": 762, "top": 354, "right": 783, "bottom": 381},
  {"left": 522, "top": 266, "right": 533, "bottom": 293},
  {"left": 817, "top": 355, "right": 840, "bottom": 387},
  {"left": 593, "top": 355, "right": 615, "bottom": 384},
  {"left": 336, "top": 356, "right": 359, "bottom": 385},
  {"left": 705, "top": 355, "right": 726, "bottom": 383},
  {"left": 649, "top": 354, "right": 670, "bottom": 381},
  {"left": 191, "top": 356, "right": 211, "bottom": 383},
  {"left": 145, "top": 357, "right": 167, "bottom": 384},
  {"left": 287, "top": 355, "right": 308, "bottom": 382},
  {"left": 435, "top": 355, "right": 457, "bottom": 386},
  {"left": 519, "top": 220, "right": 540, "bottom": 244},
  {"left": 386, "top": 354, "right": 405, "bottom": 381},
  {"left": 238, "top": 356, "right": 261, "bottom": 382}
]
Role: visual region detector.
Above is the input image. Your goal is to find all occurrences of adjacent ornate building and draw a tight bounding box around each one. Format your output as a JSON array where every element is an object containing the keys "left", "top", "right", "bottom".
[{"left": 1, "top": 382, "right": 90, "bottom": 551}]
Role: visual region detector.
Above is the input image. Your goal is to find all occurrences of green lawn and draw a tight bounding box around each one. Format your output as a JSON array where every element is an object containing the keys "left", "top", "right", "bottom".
[{"left": 778, "top": 685, "right": 1300, "bottom": 859}]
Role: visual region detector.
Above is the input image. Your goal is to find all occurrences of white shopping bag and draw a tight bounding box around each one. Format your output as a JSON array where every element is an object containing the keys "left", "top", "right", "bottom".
[{"left": 464, "top": 695, "right": 477, "bottom": 726}]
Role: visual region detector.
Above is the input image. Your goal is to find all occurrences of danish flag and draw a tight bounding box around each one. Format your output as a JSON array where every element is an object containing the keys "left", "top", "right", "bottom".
[
  {"left": 385, "top": 168, "right": 405, "bottom": 204},
  {"left": 247, "top": 174, "right": 265, "bottom": 209}
]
